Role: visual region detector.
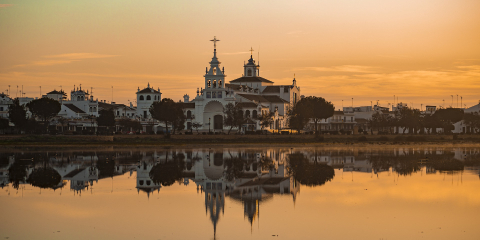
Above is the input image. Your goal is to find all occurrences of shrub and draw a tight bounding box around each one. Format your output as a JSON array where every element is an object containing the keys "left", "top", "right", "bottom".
[
  {"left": 377, "top": 136, "right": 389, "bottom": 141},
  {"left": 358, "top": 136, "right": 367, "bottom": 142},
  {"left": 394, "top": 136, "right": 405, "bottom": 142}
]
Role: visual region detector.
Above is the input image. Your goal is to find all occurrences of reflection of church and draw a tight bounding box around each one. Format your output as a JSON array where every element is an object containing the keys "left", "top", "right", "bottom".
[
  {"left": 183, "top": 37, "right": 301, "bottom": 132},
  {"left": 178, "top": 149, "right": 300, "bottom": 237}
]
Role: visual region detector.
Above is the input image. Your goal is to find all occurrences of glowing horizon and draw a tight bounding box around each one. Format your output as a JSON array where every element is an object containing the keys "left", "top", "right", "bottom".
[{"left": 1, "top": 0, "right": 479, "bottom": 109}]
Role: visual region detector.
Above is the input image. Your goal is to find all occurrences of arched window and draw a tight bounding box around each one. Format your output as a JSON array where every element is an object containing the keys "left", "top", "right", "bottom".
[
  {"left": 252, "top": 110, "right": 257, "bottom": 119},
  {"left": 247, "top": 69, "right": 252, "bottom": 76},
  {"left": 245, "top": 110, "right": 250, "bottom": 118},
  {"left": 139, "top": 95, "right": 144, "bottom": 101},
  {"left": 77, "top": 96, "right": 80, "bottom": 101},
  {"left": 219, "top": 80, "right": 222, "bottom": 87},
  {"left": 187, "top": 110, "right": 192, "bottom": 119},
  {"left": 208, "top": 80, "right": 211, "bottom": 88},
  {"left": 147, "top": 95, "right": 151, "bottom": 100},
  {"left": 213, "top": 80, "right": 217, "bottom": 88}
]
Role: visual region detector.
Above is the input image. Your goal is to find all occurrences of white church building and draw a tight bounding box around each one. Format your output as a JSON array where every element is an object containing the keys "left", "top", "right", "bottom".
[{"left": 182, "top": 37, "right": 301, "bottom": 132}]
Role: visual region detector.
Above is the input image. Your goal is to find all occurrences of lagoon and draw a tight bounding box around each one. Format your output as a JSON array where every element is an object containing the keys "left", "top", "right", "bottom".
[{"left": 1, "top": 145, "right": 479, "bottom": 240}]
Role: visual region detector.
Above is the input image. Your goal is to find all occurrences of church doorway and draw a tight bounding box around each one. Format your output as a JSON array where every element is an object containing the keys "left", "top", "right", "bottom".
[{"left": 213, "top": 115, "right": 223, "bottom": 130}]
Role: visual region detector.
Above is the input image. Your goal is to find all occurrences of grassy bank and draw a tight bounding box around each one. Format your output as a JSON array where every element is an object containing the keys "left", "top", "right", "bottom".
[{"left": 1, "top": 134, "right": 480, "bottom": 146}]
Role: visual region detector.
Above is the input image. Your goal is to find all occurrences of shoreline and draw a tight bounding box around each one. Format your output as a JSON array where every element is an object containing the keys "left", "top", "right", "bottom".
[{"left": 1, "top": 134, "right": 480, "bottom": 147}]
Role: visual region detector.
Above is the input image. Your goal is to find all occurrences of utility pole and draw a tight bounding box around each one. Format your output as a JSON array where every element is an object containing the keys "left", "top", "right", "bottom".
[
  {"left": 111, "top": 86, "right": 113, "bottom": 103},
  {"left": 457, "top": 94, "right": 458, "bottom": 108},
  {"left": 461, "top": 96, "right": 463, "bottom": 109}
]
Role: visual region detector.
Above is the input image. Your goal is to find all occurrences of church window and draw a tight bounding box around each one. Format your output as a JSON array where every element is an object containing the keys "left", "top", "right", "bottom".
[
  {"left": 213, "top": 68, "right": 216, "bottom": 75},
  {"left": 187, "top": 122, "right": 192, "bottom": 130},
  {"left": 217, "top": 91, "right": 222, "bottom": 98},
  {"left": 247, "top": 69, "right": 252, "bottom": 76},
  {"left": 139, "top": 180, "right": 144, "bottom": 186},
  {"left": 147, "top": 95, "right": 151, "bottom": 100},
  {"left": 252, "top": 110, "right": 257, "bottom": 118},
  {"left": 245, "top": 110, "right": 250, "bottom": 118},
  {"left": 77, "top": 96, "right": 81, "bottom": 101},
  {"left": 146, "top": 180, "right": 151, "bottom": 186},
  {"left": 93, "top": 107, "right": 96, "bottom": 112},
  {"left": 207, "top": 80, "right": 211, "bottom": 88},
  {"left": 212, "top": 91, "right": 216, "bottom": 98},
  {"left": 187, "top": 110, "right": 192, "bottom": 119},
  {"left": 219, "top": 80, "right": 222, "bottom": 87},
  {"left": 139, "top": 95, "right": 144, "bottom": 101},
  {"left": 116, "top": 111, "right": 119, "bottom": 116},
  {"left": 213, "top": 80, "right": 217, "bottom": 88},
  {"left": 206, "top": 182, "right": 211, "bottom": 189},
  {"left": 206, "top": 92, "right": 211, "bottom": 98}
]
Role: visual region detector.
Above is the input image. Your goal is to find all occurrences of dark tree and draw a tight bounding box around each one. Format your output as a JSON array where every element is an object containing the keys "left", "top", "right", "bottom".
[
  {"left": 287, "top": 153, "right": 335, "bottom": 186},
  {"left": 463, "top": 112, "right": 480, "bottom": 133},
  {"left": 422, "top": 114, "right": 442, "bottom": 134},
  {"left": 149, "top": 98, "right": 183, "bottom": 134},
  {"left": 295, "top": 96, "right": 334, "bottom": 134},
  {"left": 0, "top": 117, "right": 9, "bottom": 131},
  {"left": 97, "top": 109, "right": 115, "bottom": 129},
  {"left": 287, "top": 106, "right": 308, "bottom": 133},
  {"left": 397, "top": 108, "right": 421, "bottom": 134},
  {"left": 192, "top": 122, "right": 202, "bottom": 133},
  {"left": 223, "top": 103, "right": 244, "bottom": 134},
  {"left": 257, "top": 111, "right": 274, "bottom": 134},
  {"left": 8, "top": 98, "right": 28, "bottom": 132},
  {"left": 27, "top": 98, "right": 61, "bottom": 132},
  {"left": 118, "top": 119, "right": 142, "bottom": 132},
  {"left": 434, "top": 108, "right": 464, "bottom": 133}
]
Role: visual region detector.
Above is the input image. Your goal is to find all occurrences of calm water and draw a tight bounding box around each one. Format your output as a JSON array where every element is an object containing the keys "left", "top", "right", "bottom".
[{"left": 1, "top": 145, "right": 479, "bottom": 240}]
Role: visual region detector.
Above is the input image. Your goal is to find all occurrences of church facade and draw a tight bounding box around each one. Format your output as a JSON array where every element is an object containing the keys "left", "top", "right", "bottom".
[{"left": 183, "top": 38, "right": 301, "bottom": 132}]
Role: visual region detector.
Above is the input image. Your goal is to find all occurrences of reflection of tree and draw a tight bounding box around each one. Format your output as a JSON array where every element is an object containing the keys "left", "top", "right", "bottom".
[
  {"left": 8, "top": 160, "right": 28, "bottom": 189},
  {"left": 27, "top": 167, "right": 61, "bottom": 189},
  {"left": 149, "top": 152, "right": 185, "bottom": 187},
  {"left": 287, "top": 153, "right": 335, "bottom": 186},
  {"left": 427, "top": 158, "right": 464, "bottom": 171},
  {"left": 224, "top": 157, "right": 245, "bottom": 181},
  {"left": 97, "top": 159, "right": 115, "bottom": 178}
]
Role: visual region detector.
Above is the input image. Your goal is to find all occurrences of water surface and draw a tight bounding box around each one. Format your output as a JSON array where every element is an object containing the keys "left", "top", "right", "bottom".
[{"left": 1, "top": 145, "right": 479, "bottom": 240}]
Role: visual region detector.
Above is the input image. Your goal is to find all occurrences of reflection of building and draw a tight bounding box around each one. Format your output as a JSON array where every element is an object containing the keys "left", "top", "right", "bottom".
[
  {"left": 136, "top": 161, "right": 161, "bottom": 198},
  {"left": 63, "top": 167, "right": 98, "bottom": 193}
]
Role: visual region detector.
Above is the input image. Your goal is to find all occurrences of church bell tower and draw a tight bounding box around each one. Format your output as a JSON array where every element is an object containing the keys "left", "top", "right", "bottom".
[{"left": 204, "top": 36, "right": 225, "bottom": 92}]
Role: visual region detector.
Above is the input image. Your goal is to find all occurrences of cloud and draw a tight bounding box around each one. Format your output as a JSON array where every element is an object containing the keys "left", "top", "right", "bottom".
[
  {"left": 295, "top": 65, "right": 376, "bottom": 73},
  {"left": 222, "top": 51, "right": 251, "bottom": 55},
  {"left": 13, "top": 53, "right": 118, "bottom": 67},
  {"left": 45, "top": 53, "right": 118, "bottom": 59},
  {"left": 0, "top": 4, "right": 13, "bottom": 8}
]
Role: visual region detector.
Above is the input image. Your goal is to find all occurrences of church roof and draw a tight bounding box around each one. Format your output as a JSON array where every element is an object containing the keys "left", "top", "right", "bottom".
[
  {"left": 262, "top": 85, "right": 292, "bottom": 93},
  {"left": 236, "top": 102, "right": 258, "bottom": 108},
  {"left": 229, "top": 76, "right": 273, "bottom": 83},
  {"left": 181, "top": 102, "right": 195, "bottom": 109},
  {"left": 137, "top": 87, "right": 160, "bottom": 94},
  {"left": 238, "top": 94, "right": 289, "bottom": 104},
  {"left": 64, "top": 104, "right": 85, "bottom": 114},
  {"left": 261, "top": 95, "right": 290, "bottom": 103}
]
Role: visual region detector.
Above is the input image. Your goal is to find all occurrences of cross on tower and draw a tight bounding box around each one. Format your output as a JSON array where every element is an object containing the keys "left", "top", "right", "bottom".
[
  {"left": 210, "top": 36, "right": 220, "bottom": 49},
  {"left": 250, "top": 47, "right": 254, "bottom": 56}
]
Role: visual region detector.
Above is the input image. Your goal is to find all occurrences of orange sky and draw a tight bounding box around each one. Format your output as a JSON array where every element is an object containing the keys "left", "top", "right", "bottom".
[{"left": 1, "top": 0, "right": 479, "bottom": 109}]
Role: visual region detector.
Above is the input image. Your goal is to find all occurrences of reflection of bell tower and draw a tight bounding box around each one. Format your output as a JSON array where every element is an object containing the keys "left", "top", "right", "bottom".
[
  {"left": 205, "top": 181, "right": 225, "bottom": 239},
  {"left": 244, "top": 199, "right": 260, "bottom": 227}
]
